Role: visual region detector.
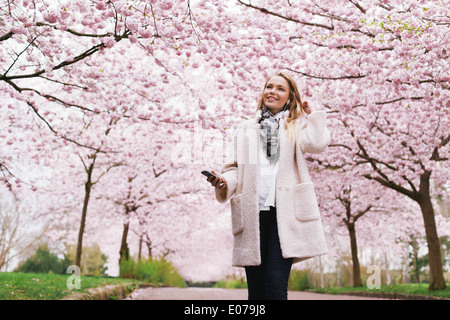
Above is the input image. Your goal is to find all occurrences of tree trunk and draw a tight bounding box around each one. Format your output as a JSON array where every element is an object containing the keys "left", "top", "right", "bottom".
[
  {"left": 418, "top": 171, "right": 447, "bottom": 291},
  {"left": 319, "top": 256, "right": 324, "bottom": 289},
  {"left": 138, "top": 235, "right": 143, "bottom": 260},
  {"left": 145, "top": 234, "right": 152, "bottom": 259},
  {"left": 347, "top": 223, "right": 362, "bottom": 287},
  {"left": 336, "top": 259, "right": 342, "bottom": 287},
  {"left": 119, "top": 221, "right": 130, "bottom": 263},
  {"left": 410, "top": 237, "right": 421, "bottom": 284},
  {"left": 75, "top": 161, "right": 94, "bottom": 268},
  {"left": 347, "top": 222, "right": 363, "bottom": 287},
  {"left": 384, "top": 253, "right": 391, "bottom": 285}
]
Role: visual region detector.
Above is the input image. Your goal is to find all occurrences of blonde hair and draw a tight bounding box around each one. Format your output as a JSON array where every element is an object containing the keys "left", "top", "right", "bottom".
[{"left": 256, "top": 71, "right": 304, "bottom": 143}]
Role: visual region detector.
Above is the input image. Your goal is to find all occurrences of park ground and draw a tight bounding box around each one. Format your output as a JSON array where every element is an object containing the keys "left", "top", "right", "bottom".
[
  {"left": 1, "top": 272, "right": 449, "bottom": 300},
  {"left": 124, "top": 286, "right": 385, "bottom": 300}
]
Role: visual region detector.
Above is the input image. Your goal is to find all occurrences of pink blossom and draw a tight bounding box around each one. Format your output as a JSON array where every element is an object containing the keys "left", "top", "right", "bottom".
[
  {"left": 44, "top": 13, "right": 59, "bottom": 24},
  {"left": 139, "top": 29, "right": 152, "bottom": 39},
  {"left": 129, "top": 34, "right": 138, "bottom": 43}
]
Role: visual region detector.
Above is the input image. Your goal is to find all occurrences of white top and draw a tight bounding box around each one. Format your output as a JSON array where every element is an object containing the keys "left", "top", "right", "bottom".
[
  {"left": 258, "top": 116, "right": 288, "bottom": 211},
  {"left": 258, "top": 139, "right": 279, "bottom": 211}
]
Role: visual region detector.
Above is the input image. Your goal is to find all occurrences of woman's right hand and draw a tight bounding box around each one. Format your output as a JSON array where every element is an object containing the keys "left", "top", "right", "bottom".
[{"left": 208, "top": 170, "right": 227, "bottom": 190}]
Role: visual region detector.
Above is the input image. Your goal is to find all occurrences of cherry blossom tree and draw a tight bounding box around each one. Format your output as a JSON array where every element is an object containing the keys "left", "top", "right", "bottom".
[
  {"left": 320, "top": 174, "right": 384, "bottom": 287},
  {"left": 2, "top": 0, "right": 448, "bottom": 288}
]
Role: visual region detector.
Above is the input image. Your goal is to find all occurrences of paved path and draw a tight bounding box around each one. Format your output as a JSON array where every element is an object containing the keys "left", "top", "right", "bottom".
[{"left": 125, "top": 287, "right": 386, "bottom": 300}]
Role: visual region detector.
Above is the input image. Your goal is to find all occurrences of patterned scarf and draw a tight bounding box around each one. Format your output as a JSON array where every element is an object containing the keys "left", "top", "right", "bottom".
[{"left": 259, "top": 104, "right": 289, "bottom": 162}]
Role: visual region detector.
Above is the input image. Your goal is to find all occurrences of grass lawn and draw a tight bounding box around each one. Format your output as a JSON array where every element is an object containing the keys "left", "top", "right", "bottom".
[
  {"left": 308, "top": 283, "right": 450, "bottom": 299},
  {"left": 0, "top": 272, "right": 143, "bottom": 300}
]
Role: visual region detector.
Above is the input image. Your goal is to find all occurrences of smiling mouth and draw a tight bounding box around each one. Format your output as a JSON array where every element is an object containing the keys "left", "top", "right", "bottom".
[{"left": 266, "top": 96, "right": 278, "bottom": 101}]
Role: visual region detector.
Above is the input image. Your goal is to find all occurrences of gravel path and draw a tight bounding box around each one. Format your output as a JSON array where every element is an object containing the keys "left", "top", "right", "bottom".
[{"left": 125, "top": 287, "right": 386, "bottom": 300}]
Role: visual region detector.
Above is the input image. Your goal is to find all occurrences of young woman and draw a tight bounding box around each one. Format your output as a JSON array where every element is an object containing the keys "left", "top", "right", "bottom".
[{"left": 207, "top": 71, "right": 330, "bottom": 300}]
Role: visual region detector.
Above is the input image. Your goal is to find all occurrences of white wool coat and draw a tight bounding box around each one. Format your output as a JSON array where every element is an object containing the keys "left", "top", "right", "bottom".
[{"left": 215, "top": 110, "right": 330, "bottom": 267}]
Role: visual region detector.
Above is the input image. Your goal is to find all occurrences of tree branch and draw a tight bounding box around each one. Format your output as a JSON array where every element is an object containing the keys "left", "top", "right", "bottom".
[
  {"left": 355, "top": 138, "right": 419, "bottom": 200},
  {"left": 27, "top": 102, "right": 112, "bottom": 153},
  {"left": 354, "top": 205, "right": 372, "bottom": 222},
  {"left": 431, "top": 134, "right": 450, "bottom": 161},
  {"left": 3, "top": 35, "right": 39, "bottom": 77},
  {"left": 9, "top": 81, "right": 97, "bottom": 113},
  {"left": 349, "top": 0, "right": 367, "bottom": 14},
  {"left": 35, "top": 22, "right": 110, "bottom": 38},
  {"left": 363, "top": 173, "right": 419, "bottom": 201},
  {"left": 291, "top": 39, "right": 394, "bottom": 51},
  {"left": 286, "top": 67, "right": 366, "bottom": 80},
  {"left": 0, "top": 31, "right": 14, "bottom": 41},
  {"left": 0, "top": 43, "right": 105, "bottom": 81},
  {"left": 0, "top": 163, "right": 16, "bottom": 182},
  {"left": 237, "top": 0, "right": 334, "bottom": 30},
  {"left": 329, "top": 143, "right": 353, "bottom": 151},
  {"left": 78, "top": 153, "right": 88, "bottom": 173},
  {"left": 92, "top": 162, "right": 123, "bottom": 185}
]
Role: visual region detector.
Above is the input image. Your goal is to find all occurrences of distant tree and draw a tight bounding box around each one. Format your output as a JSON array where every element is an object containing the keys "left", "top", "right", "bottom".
[
  {"left": 15, "top": 243, "right": 71, "bottom": 274},
  {"left": 0, "top": 188, "right": 48, "bottom": 271},
  {"left": 65, "top": 244, "right": 107, "bottom": 276}
]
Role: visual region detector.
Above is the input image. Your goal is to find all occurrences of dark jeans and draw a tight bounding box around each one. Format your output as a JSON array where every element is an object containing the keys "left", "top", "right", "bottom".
[{"left": 245, "top": 207, "right": 293, "bottom": 300}]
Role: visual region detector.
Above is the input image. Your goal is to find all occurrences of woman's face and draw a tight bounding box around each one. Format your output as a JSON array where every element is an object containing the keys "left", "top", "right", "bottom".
[{"left": 262, "top": 76, "right": 290, "bottom": 114}]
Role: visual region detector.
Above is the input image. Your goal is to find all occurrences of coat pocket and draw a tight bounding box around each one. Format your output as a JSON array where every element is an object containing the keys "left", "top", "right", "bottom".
[
  {"left": 293, "top": 182, "right": 321, "bottom": 222},
  {"left": 230, "top": 194, "right": 244, "bottom": 235}
]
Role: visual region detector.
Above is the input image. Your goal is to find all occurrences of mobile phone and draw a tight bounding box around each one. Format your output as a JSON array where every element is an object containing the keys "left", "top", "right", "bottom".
[{"left": 201, "top": 170, "right": 217, "bottom": 180}]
